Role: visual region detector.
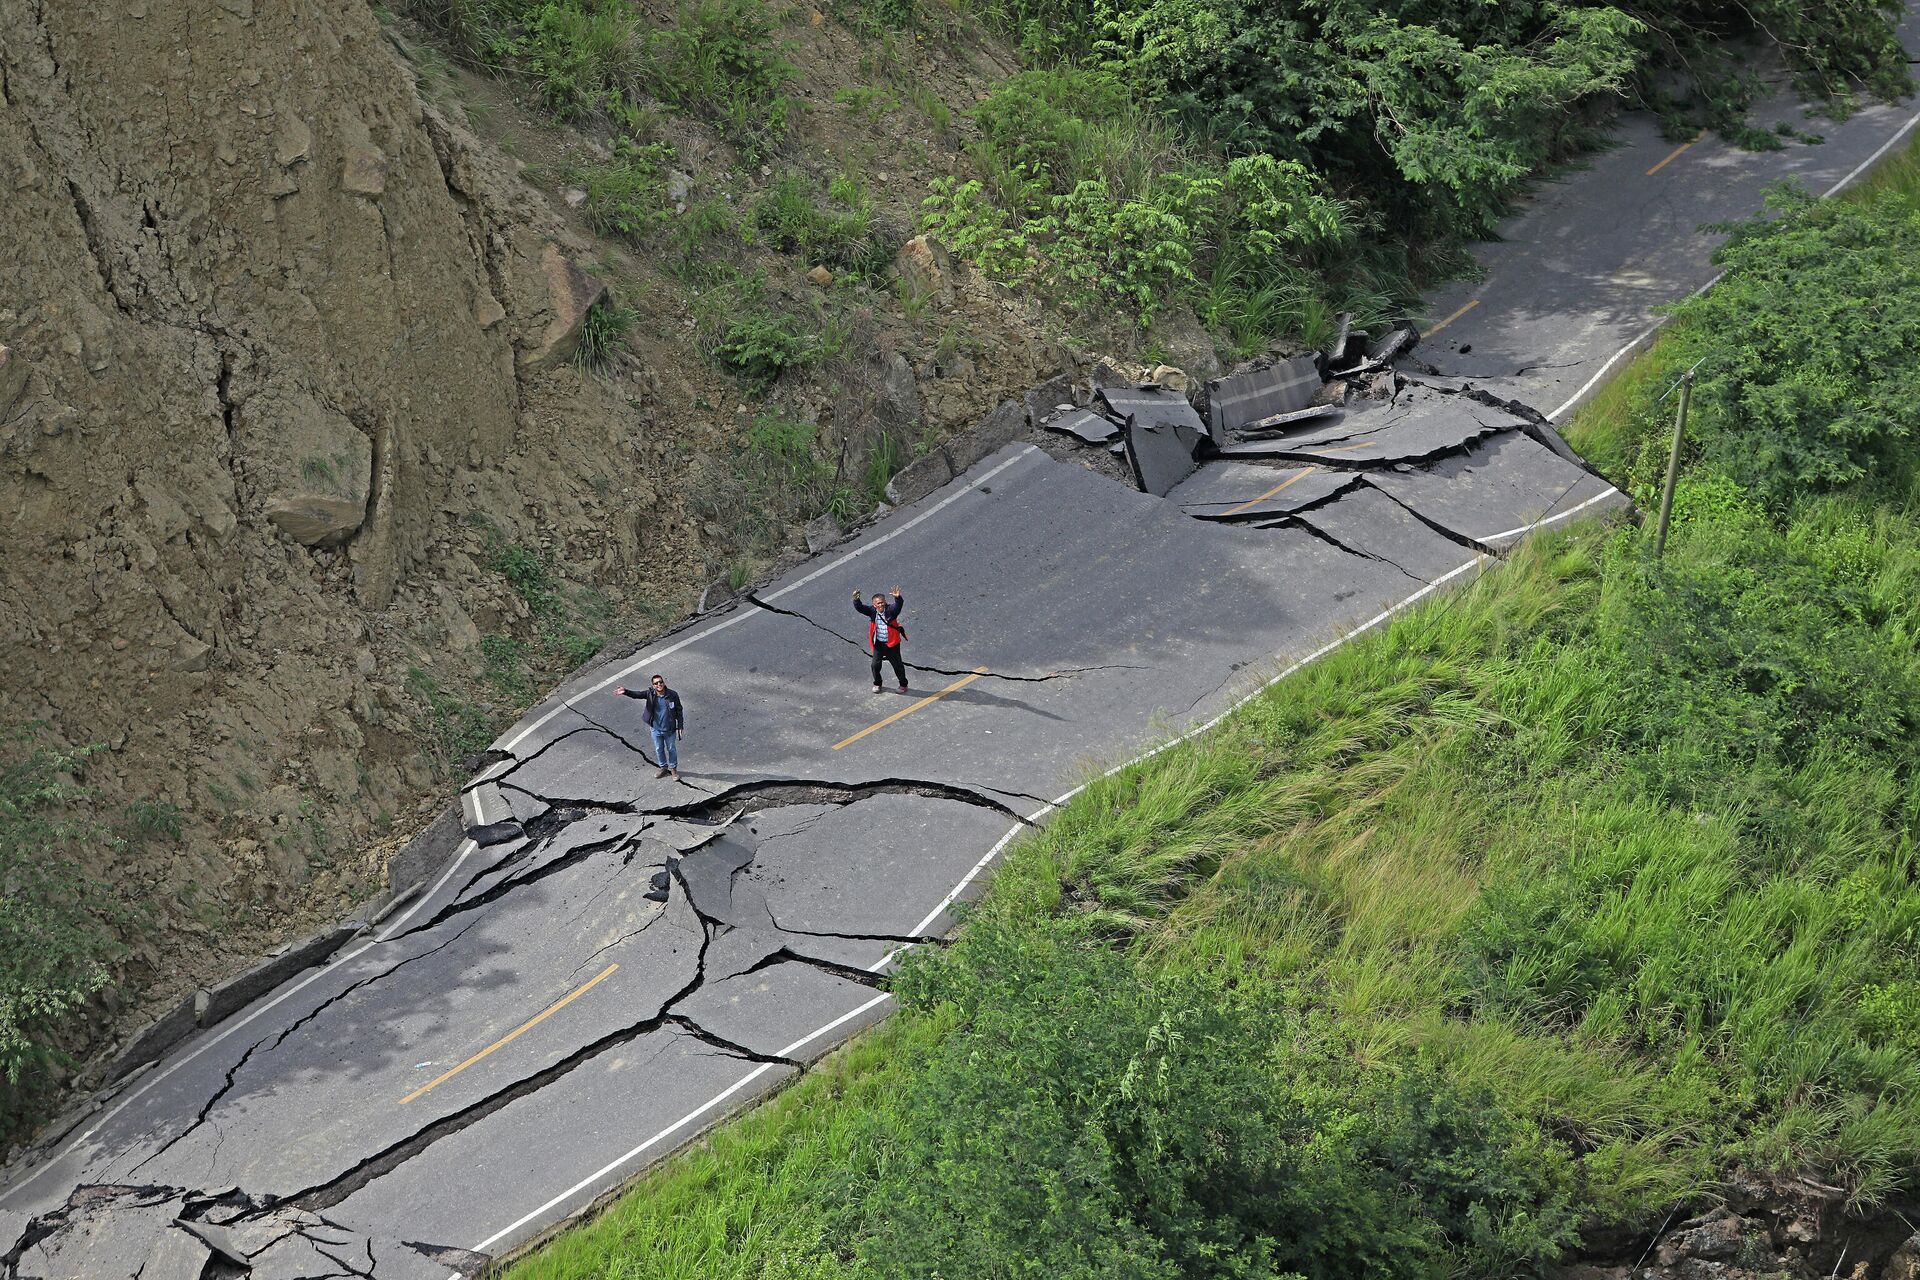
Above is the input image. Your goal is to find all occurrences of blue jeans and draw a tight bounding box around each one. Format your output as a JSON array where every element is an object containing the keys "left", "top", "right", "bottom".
[{"left": 652, "top": 728, "right": 678, "bottom": 771}]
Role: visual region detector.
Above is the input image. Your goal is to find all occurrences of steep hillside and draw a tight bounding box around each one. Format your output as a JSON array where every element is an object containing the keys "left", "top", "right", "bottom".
[{"left": 0, "top": 0, "right": 1060, "bottom": 1105}]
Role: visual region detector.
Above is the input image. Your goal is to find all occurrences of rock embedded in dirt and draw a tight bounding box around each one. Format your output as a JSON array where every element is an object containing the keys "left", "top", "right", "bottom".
[
  {"left": 807, "top": 265, "right": 834, "bottom": 286},
  {"left": 1656, "top": 1209, "right": 1748, "bottom": 1264},
  {"left": 895, "top": 234, "right": 953, "bottom": 307},
  {"left": 1887, "top": 1233, "right": 1920, "bottom": 1280},
  {"left": 517, "top": 244, "right": 609, "bottom": 371},
  {"left": 240, "top": 383, "right": 375, "bottom": 547},
  {"left": 340, "top": 141, "right": 388, "bottom": 196},
  {"left": 0, "top": 342, "right": 27, "bottom": 411}
]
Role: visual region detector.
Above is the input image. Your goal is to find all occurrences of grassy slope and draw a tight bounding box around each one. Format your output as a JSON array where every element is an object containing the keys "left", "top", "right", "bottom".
[{"left": 505, "top": 144, "right": 1920, "bottom": 1280}]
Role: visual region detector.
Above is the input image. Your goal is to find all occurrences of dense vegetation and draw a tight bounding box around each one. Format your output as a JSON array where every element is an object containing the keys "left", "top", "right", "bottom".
[
  {"left": 508, "top": 146, "right": 1920, "bottom": 1279},
  {"left": 0, "top": 729, "right": 138, "bottom": 1141},
  {"left": 409, "top": 0, "right": 1910, "bottom": 351}
]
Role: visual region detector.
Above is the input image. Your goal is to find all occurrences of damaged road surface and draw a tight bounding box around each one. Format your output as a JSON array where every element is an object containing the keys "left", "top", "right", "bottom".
[
  {"left": 14, "top": 51, "right": 1920, "bottom": 1267},
  {"left": 3, "top": 433, "right": 1612, "bottom": 1274}
]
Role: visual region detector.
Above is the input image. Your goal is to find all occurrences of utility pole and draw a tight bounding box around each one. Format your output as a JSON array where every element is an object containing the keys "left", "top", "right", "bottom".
[{"left": 1653, "top": 370, "right": 1693, "bottom": 558}]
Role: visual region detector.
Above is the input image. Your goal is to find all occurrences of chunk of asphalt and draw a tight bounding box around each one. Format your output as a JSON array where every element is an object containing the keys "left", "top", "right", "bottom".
[
  {"left": 1334, "top": 322, "right": 1416, "bottom": 376},
  {"left": 1041, "top": 406, "right": 1121, "bottom": 445},
  {"left": 1167, "top": 462, "right": 1360, "bottom": 521},
  {"left": 1233, "top": 402, "right": 1342, "bottom": 435},
  {"left": 465, "top": 819, "right": 525, "bottom": 847},
  {"left": 16, "top": 1193, "right": 187, "bottom": 1280},
  {"left": 177, "top": 1218, "right": 253, "bottom": 1267},
  {"left": 1294, "top": 483, "right": 1481, "bottom": 583},
  {"left": 1096, "top": 384, "right": 1206, "bottom": 437},
  {"left": 1122, "top": 415, "right": 1204, "bottom": 497},
  {"left": 1205, "top": 355, "right": 1321, "bottom": 439},
  {"left": 138, "top": 1227, "right": 212, "bottom": 1280}
]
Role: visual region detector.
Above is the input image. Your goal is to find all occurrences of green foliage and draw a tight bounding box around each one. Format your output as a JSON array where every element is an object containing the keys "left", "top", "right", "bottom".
[
  {"left": 0, "top": 728, "right": 122, "bottom": 1136},
  {"left": 749, "top": 173, "right": 889, "bottom": 276},
  {"left": 869, "top": 918, "right": 1579, "bottom": 1280},
  {"left": 570, "top": 140, "right": 677, "bottom": 243},
  {"left": 926, "top": 68, "right": 1378, "bottom": 335},
  {"left": 1645, "top": 186, "right": 1920, "bottom": 507},
  {"left": 400, "top": 0, "right": 795, "bottom": 156},
  {"left": 405, "top": 667, "right": 499, "bottom": 774},
  {"left": 488, "top": 537, "right": 560, "bottom": 618},
  {"left": 712, "top": 313, "right": 822, "bottom": 386},
  {"left": 573, "top": 298, "right": 638, "bottom": 375}
]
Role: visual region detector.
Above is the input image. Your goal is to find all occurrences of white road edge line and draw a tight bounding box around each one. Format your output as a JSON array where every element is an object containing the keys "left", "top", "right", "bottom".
[
  {"left": 497, "top": 447, "right": 1041, "bottom": 755},
  {"left": 20, "top": 93, "right": 1918, "bottom": 1254},
  {"left": 462, "top": 483, "right": 1626, "bottom": 1268},
  {"left": 1545, "top": 101, "right": 1920, "bottom": 426},
  {"left": 4, "top": 839, "right": 483, "bottom": 1202},
  {"left": 456, "top": 105, "right": 1920, "bottom": 1254}
]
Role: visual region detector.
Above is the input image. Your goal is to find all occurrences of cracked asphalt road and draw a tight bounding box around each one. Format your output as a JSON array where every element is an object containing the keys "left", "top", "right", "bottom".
[{"left": 5, "top": 39, "right": 1918, "bottom": 1276}]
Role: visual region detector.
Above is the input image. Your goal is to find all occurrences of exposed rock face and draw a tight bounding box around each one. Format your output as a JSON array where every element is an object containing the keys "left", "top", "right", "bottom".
[
  {"left": 895, "top": 234, "right": 953, "bottom": 307},
  {"left": 516, "top": 244, "right": 607, "bottom": 371}
]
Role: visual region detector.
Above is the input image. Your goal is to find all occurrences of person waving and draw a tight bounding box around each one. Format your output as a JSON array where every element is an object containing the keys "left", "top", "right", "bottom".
[{"left": 853, "top": 587, "right": 908, "bottom": 694}]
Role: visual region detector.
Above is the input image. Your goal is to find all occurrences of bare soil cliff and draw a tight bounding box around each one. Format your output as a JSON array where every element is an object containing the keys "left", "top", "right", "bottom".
[{"left": 0, "top": 0, "right": 1064, "bottom": 1070}]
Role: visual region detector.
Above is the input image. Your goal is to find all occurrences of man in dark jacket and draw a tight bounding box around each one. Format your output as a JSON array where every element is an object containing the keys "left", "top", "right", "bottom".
[
  {"left": 853, "top": 587, "right": 908, "bottom": 694},
  {"left": 613, "top": 674, "right": 686, "bottom": 778}
]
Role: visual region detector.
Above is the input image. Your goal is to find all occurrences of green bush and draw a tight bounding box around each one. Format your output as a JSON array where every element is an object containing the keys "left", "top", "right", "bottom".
[
  {"left": 749, "top": 172, "right": 889, "bottom": 276},
  {"left": 572, "top": 298, "right": 638, "bottom": 375},
  {"left": 712, "top": 313, "right": 821, "bottom": 386},
  {"left": 1649, "top": 186, "right": 1920, "bottom": 507},
  {"left": 0, "top": 728, "right": 122, "bottom": 1137},
  {"left": 865, "top": 917, "right": 1580, "bottom": 1280}
]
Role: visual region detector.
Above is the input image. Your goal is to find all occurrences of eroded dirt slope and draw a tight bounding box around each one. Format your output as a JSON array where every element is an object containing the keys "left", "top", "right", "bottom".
[{"left": 0, "top": 0, "right": 1069, "bottom": 1071}]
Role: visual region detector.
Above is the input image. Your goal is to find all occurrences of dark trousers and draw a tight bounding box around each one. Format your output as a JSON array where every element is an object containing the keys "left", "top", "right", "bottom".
[{"left": 871, "top": 641, "right": 907, "bottom": 687}]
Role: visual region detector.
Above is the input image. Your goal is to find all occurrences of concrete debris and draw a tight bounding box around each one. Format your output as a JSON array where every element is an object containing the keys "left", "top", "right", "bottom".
[
  {"left": 465, "top": 819, "right": 524, "bottom": 847},
  {"left": 1205, "top": 356, "right": 1321, "bottom": 440},
  {"left": 1233, "top": 403, "right": 1341, "bottom": 436},
  {"left": 1333, "top": 322, "right": 1416, "bottom": 376},
  {"left": 1122, "top": 415, "right": 1204, "bottom": 497},
  {"left": 1322, "top": 312, "right": 1352, "bottom": 367},
  {"left": 803, "top": 514, "right": 842, "bottom": 554},
  {"left": 1021, "top": 373, "right": 1074, "bottom": 428},
  {"left": 1095, "top": 384, "right": 1206, "bottom": 439},
  {"left": 1042, "top": 407, "right": 1120, "bottom": 445}
]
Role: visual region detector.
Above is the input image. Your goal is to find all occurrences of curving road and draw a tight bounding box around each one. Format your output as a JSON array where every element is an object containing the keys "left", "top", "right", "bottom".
[{"left": 4, "top": 23, "right": 1918, "bottom": 1278}]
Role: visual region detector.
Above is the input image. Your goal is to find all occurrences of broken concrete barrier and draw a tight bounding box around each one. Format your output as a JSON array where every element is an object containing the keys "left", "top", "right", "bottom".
[
  {"left": 195, "top": 923, "right": 360, "bottom": 1030},
  {"left": 804, "top": 514, "right": 843, "bottom": 554},
  {"left": 103, "top": 993, "right": 199, "bottom": 1084},
  {"left": 946, "top": 398, "right": 1024, "bottom": 472},
  {"left": 1207, "top": 356, "right": 1321, "bottom": 440},
  {"left": 883, "top": 449, "right": 953, "bottom": 506}
]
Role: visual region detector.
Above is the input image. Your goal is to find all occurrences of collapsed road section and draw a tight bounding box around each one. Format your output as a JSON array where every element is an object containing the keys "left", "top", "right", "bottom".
[{"left": 1, "top": 336, "right": 1628, "bottom": 1277}]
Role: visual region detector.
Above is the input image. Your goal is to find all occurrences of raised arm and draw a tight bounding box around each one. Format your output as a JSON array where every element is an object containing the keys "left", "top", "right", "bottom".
[
  {"left": 852, "top": 590, "right": 875, "bottom": 618},
  {"left": 886, "top": 588, "right": 904, "bottom": 619},
  {"left": 612, "top": 685, "right": 646, "bottom": 699}
]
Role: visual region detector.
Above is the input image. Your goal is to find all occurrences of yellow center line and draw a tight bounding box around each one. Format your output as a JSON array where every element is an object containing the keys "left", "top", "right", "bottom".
[
  {"left": 1646, "top": 130, "right": 1706, "bottom": 176},
  {"left": 1311, "top": 440, "right": 1376, "bottom": 455},
  {"left": 1420, "top": 298, "right": 1479, "bottom": 338},
  {"left": 399, "top": 963, "right": 619, "bottom": 1105},
  {"left": 1222, "top": 466, "right": 1319, "bottom": 517},
  {"left": 833, "top": 667, "right": 987, "bottom": 751}
]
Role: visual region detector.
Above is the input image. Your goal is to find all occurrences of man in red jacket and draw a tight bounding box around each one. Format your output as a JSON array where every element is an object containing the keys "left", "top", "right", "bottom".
[{"left": 853, "top": 587, "right": 908, "bottom": 694}]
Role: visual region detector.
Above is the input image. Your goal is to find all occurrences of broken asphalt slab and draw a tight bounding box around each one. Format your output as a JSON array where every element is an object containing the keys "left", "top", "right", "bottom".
[
  {"left": 1367, "top": 430, "right": 1626, "bottom": 548},
  {"left": 1166, "top": 462, "right": 1361, "bottom": 521},
  {"left": 1206, "top": 356, "right": 1321, "bottom": 439},
  {"left": 1292, "top": 482, "right": 1484, "bottom": 583},
  {"left": 1122, "top": 416, "right": 1205, "bottom": 496}
]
